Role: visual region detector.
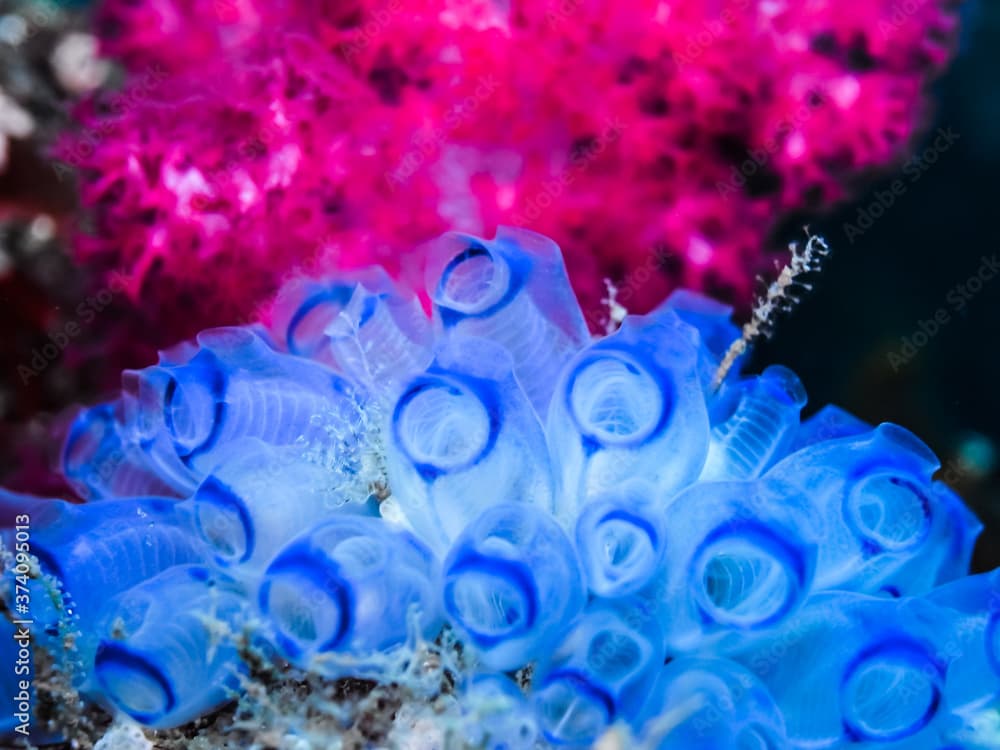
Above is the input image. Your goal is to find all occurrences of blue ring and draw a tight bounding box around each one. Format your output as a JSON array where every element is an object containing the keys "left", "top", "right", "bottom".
[
  {"left": 443, "top": 550, "right": 539, "bottom": 647},
  {"left": 392, "top": 373, "right": 501, "bottom": 480},
  {"left": 690, "top": 519, "right": 808, "bottom": 630},
  {"left": 840, "top": 637, "right": 943, "bottom": 743},
  {"left": 563, "top": 347, "right": 672, "bottom": 451},
  {"left": 95, "top": 641, "right": 177, "bottom": 725}
]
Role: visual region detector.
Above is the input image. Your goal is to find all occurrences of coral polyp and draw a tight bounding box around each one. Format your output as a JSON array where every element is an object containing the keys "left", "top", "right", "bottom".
[{"left": 1, "top": 227, "right": 995, "bottom": 749}]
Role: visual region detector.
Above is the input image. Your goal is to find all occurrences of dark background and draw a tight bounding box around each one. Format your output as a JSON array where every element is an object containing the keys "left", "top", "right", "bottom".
[{"left": 755, "top": 0, "right": 1000, "bottom": 571}]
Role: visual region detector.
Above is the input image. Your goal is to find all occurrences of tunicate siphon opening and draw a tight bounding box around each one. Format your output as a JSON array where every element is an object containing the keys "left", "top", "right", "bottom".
[
  {"left": 693, "top": 526, "right": 803, "bottom": 629},
  {"left": 164, "top": 368, "right": 221, "bottom": 454},
  {"left": 395, "top": 379, "right": 492, "bottom": 471},
  {"left": 193, "top": 478, "right": 252, "bottom": 564},
  {"left": 260, "top": 566, "right": 349, "bottom": 656},
  {"left": 568, "top": 353, "right": 666, "bottom": 445},
  {"left": 535, "top": 673, "right": 612, "bottom": 746},
  {"left": 95, "top": 642, "right": 176, "bottom": 724},
  {"left": 436, "top": 244, "right": 511, "bottom": 315},
  {"left": 444, "top": 557, "right": 536, "bottom": 644},
  {"left": 578, "top": 510, "right": 660, "bottom": 596},
  {"left": 841, "top": 640, "right": 941, "bottom": 741},
  {"left": 845, "top": 474, "right": 931, "bottom": 552}
]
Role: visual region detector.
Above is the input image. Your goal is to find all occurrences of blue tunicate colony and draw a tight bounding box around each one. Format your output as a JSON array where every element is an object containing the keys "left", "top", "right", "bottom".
[{"left": 0, "top": 226, "right": 995, "bottom": 749}]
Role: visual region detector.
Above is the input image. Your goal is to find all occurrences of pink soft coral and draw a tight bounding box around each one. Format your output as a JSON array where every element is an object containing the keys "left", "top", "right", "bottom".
[{"left": 61, "top": 0, "right": 960, "bottom": 346}]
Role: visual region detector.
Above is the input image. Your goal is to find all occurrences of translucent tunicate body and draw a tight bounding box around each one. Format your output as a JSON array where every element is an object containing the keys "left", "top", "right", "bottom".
[
  {"left": 459, "top": 674, "right": 540, "bottom": 750},
  {"left": 267, "top": 269, "right": 435, "bottom": 397},
  {"left": 258, "top": 515, "right": 439, "bottom": 675},
  {"left": 93, "top": 565, "right": 246, "bottom": 728},
  {"left": 386, "top": 338, "right": 554, "bottom": 551},
  {"left": 532, "top": 597, "right": 665, "bottom": 747},
  {"left": 191, "top": 442, "right": 375, "bottom": 575},
  {"left": 424, "top": 226, "right": 589, "bottom": 417},
  {"left": 656, "top": 289, "right": 742, "bottom": 394},
  {"left": 120, "top": 327, "right": 363, "bottom": 491},
  {"left": 0, "top": 493, "right": 205, "bottom": 676},
  {"left": 60, "top": 402, "right": 183, "bottom": 500},
  {"left": 546, "top": 310, "right": 709, "bottom": 524},
  {"left": 924, "top": 569, "right": 1000, "bottom": 713},
  {"left": 700, "top": 365, "right": 807, "bottom": 480},
  {"left": 636, "top": 657, "right": 789, "bottom": 750},
  {"left": 789, "top": 403, "right": 870, "bottom": 452},
  {"left": 270, "top": 275, "right": 368, "bottom": 362},
  {"left": 574, "top": 482, "right": 668, "bottom": 598},
  {"left": 323, "top": 279, "right": 434, "bottom": 400},
  {"left": 0, "top": 228, "right": 993, "bottom": 744},
  {"left": 650, "top": 479, "right": 818, "bottom": 652},
  {"left": 730, "top": 592, "right": 958, "bottom": 748},
  {"left": 765, "top": 424, "right": 981, "bottom": 597},
  {"left": 442, "top": 503, "right": 585, "bottom": 671}
]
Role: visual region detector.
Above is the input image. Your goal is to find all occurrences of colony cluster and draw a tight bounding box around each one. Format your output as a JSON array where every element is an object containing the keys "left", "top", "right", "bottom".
[{"left": 1, "top": 228, "right": 997, "bottom": 749}]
